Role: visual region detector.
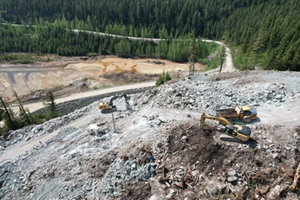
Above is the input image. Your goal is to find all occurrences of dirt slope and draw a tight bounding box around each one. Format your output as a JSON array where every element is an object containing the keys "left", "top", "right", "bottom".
[
  {"left": 0, "top": 56, "right": 204, "bottom": 103},
  {"left": 0, "top": 70, "right": 299, "bottom": 200}
]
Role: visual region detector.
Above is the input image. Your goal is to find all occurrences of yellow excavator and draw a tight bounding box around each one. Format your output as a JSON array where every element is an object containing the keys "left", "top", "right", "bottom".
[
  {"left": 99, "top": 93, "right": 128, "bottom": 113},
  {"left": 200, "top": 113, "right": 251, "bottom": 142},
  {"left": 216, "top": 106, "right": 258, "bottom": 123}
]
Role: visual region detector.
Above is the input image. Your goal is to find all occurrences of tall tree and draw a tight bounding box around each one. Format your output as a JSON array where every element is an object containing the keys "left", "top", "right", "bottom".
[
  {"left": 0, "top": 97, "right": 17, "bottom": 130},
  {"left": 219, "top": 45, "right": 226, "bottom": 73},
  {"left": 188, "top": 30, "right": 197, "bottom": 75},
  {"left": 43, "top": 91, "right": 57, "bottom": 119},
  {"left": 14, "top": 90, "right": 32, "bottom": 125},
  {"left": 251, "top": 27, "right": 267, "bottom": 69}
]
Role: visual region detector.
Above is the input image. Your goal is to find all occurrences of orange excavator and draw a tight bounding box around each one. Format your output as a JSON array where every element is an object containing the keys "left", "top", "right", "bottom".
[{"left": 200, "top": 113, "right": 251, "bottom": 142}]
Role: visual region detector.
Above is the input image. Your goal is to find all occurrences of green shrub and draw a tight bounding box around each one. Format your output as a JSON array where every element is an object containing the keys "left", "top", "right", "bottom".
[{"left": 156, "top": 71, "right": 172, "bottom": 86}]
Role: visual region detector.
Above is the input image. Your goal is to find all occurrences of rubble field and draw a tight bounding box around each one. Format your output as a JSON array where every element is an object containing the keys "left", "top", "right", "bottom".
[{"left": 0, "top": 70, "right": 300, "bottom": 200}]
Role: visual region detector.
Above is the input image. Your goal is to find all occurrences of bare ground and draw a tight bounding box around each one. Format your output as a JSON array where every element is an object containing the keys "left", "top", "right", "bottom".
[{"left": 0, "top": 55, "right": 204, "bottom": 103}]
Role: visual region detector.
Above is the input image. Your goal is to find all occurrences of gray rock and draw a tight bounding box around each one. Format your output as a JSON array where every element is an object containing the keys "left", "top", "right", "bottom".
[
  {"left": 272, "top": 153, "right": 279, "bottom": 159},
  {"left": 266, "top": 149, "right": 273, "bottom": 154},
  {"left": 166, "top": 189, "right": 177, "bottom": 199},
  {"left": 228, "top": 170, "right": 237, "bottom": 177},
  {"left": 152, "top": 119, "right": 161, "bottom": 126},
  {"left": 227, "top": 176, "right": 238, "bottom": 183},
  {"left": 180, "top": 136, "right": 188, "bottom": 142},
  {"left": 267, "top": 185, "right": 283, "bottom": 200}
]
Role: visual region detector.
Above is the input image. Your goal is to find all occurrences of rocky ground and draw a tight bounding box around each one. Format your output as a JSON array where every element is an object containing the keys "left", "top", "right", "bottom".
[{"left": 0, "top": 70, "right": 300, "bottom": 200}]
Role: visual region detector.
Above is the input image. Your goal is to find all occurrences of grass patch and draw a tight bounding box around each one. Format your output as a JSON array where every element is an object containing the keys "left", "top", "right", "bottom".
[
  {"left": 156, "top": 71, "right": 171, "bottom": 86},
  {"left": 0, "top": 53, "right": 53, "bottom": 63},
  {"left": 199, "top": 56, "right": 221, "bottom": 71},
  {"left": 0, "top": 54, "right": 34, "bottom": 63}
]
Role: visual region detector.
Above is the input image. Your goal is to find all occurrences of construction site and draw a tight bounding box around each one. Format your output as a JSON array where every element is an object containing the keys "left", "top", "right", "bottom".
[{"left": 0, "top": 67, "right": 300, "bottom": 199}]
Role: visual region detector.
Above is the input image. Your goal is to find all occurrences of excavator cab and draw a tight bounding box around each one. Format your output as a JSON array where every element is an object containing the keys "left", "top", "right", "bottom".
[
  {"left": 224, "top": 125, "right": 251, "bottom": 142},
  {"left": 98, "top": 101, "right": 116, "bottom": 113},
  {"left": 237, "top": 106, "right": 258, "bottom": 123}
]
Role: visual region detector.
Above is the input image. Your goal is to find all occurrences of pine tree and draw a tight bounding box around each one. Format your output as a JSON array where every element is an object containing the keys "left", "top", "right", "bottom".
[
  {"left": 252, "top": 27, "right": 267, "bottom": 69},
  {"left": 188, "top": 30, "right": 197, "bottom": 75},
  {"left": 0, "top": 97, "right": 17, "bottom": 130},
  {"left": 219, "top": 45, "right": 226, "bottom": 73},
  {"left": 14, "top": 91, "right": 32, "bottom": 125},
  {"left": 43, "top": 91, "right": 57, "bottom": 119}
]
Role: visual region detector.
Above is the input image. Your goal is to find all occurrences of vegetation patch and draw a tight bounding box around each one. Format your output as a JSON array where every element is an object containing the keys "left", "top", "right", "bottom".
[
  {"left": 102, "top": 71, "right": 157, "bottom": 84},
  {"left": 156, "top": 71, "right": 172, "bottom": 86}
]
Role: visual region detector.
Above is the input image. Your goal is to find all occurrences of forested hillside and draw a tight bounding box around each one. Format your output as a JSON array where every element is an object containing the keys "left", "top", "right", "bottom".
[{"left": 0, "top": 0, "right": 299, "bottom": 71}]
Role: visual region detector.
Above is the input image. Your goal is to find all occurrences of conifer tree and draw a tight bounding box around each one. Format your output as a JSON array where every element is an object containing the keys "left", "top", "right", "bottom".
[
  {"left": 219, "top": 45, "right": 226, "bottom": 73},
  {"left": 0, "top": 97, "right": 17, "bottom": 130},
  {"left": 189, "top": 30, "right": 197, "bottom": 75},
  {"left": 44, "top": 91, "right": 57, "bottom": 119},
  {"left": 14, "top": 90, "right": 32, "bottom": 125}
]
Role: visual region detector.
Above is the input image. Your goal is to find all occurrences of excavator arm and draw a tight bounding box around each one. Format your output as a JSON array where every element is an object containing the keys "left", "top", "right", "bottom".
[
  {"left": 109, "top": 93, "right": 128, "bottom": 106},
  {"left": 200, "top": 113, "right": 232, "bottom": 128}
]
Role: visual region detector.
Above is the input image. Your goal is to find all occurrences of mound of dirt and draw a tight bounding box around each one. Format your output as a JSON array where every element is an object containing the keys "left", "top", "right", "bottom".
[{"left": 165, "top": 123, "right": 229, "bottom": 173}]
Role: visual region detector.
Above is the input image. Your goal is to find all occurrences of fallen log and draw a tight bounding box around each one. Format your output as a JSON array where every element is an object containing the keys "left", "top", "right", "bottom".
[{"left": 290, "top": 162, "right": 300, "bottom": 191}]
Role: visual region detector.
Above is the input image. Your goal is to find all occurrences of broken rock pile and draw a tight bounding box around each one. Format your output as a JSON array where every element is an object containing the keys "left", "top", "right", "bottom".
[{"left": 0, "top": 70, "right": 300, "bottom": 199}]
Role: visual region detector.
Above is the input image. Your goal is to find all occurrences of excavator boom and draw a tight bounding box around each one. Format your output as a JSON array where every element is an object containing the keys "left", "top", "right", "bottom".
[{"left": 201, "top": 113, "right": 231, "bottom": 128}]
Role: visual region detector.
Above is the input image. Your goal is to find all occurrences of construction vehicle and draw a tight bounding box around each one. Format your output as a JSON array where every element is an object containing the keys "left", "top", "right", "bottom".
[
  {"left": 99, "top": 93, "right": 128, "bottom": 113},
  {"left": 200, "top": 113, "right": 251, "bottom": 142},
  {"left": 216, "top": 106, "right": 258, "bottom": 123}
]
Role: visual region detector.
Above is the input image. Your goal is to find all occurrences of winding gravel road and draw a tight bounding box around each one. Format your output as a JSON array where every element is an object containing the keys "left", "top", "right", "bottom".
[
  {"left": 5, "top": 24, "right": 235, "bottom": 73},
  {"left": 72, "top": 30, "right": 235, "bottom": 73}
]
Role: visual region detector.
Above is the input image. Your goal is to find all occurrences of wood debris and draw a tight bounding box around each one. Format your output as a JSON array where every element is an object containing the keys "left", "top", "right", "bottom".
[{"left": 290, "top": 162, "right": 300, "bottom": 191}]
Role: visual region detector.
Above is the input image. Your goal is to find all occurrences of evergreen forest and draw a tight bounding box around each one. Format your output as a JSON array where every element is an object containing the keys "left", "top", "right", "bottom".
[{"left": 0, "top": 0, "right": 299, "bottom": 71}]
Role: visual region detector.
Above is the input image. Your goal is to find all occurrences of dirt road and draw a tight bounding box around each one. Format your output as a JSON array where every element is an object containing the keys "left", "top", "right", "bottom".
[{"left": 11, "top": 81, "right": 155, "bottom": 113}]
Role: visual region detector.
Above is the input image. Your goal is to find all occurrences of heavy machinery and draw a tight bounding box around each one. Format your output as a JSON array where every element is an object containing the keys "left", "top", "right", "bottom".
[
  {"left": 99, "top": 93, "right": 128, "bottom": 113},
  {"left": 216, "top": 106, "right": 258, "bottom": 123},
  {"left": 200, "top": 113, "right": 251, "bottom": 142}
]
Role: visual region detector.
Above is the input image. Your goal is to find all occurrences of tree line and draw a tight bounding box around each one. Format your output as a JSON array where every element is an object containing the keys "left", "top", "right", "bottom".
[
  {"left": 0, "top": 23, "right": 217, "bottom": 63},
  {"left": 0, "top": 0, "right": 299, "bottom": 70},
  {"left": 0, "top": 91, "right": 58, "bottom": 136}
]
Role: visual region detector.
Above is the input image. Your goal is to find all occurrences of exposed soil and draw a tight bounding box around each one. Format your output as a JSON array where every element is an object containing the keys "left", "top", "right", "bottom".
[
  {"left": 0, "top": 55, "right": 204, "bottom": 103},
  {"left": 165, "top": 123, "right": 230, "bottom": 173}
]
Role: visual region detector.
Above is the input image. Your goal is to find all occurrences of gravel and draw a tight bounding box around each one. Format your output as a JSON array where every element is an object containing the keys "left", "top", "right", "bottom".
[{"left": 0, "top": 70, "right": 299, "bottom": 199}]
